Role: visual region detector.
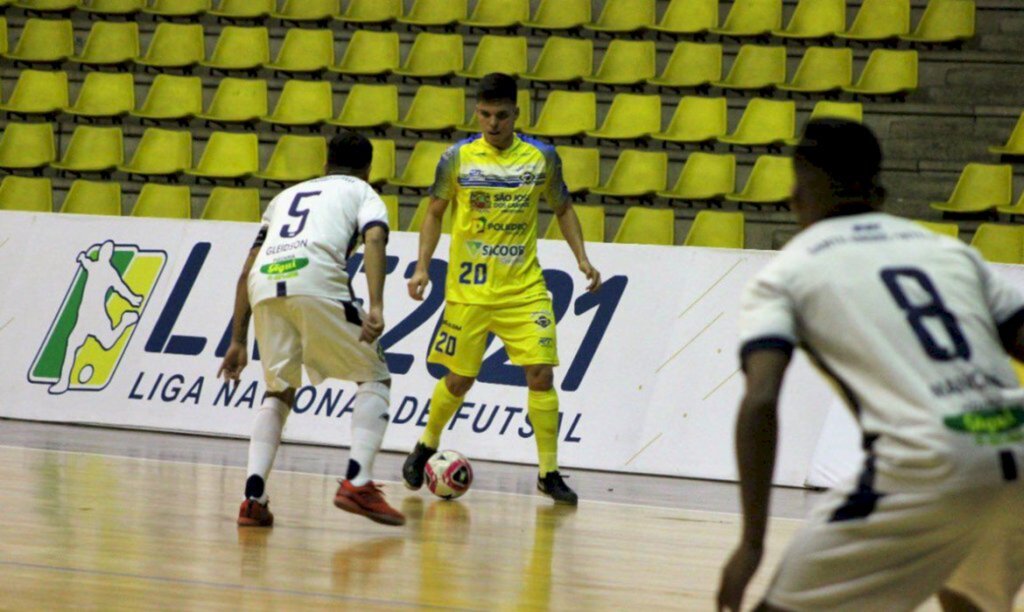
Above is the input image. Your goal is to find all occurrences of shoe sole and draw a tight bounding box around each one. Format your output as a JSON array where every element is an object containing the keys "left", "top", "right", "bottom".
[
  {"left": 333, "top": 496, "right": 406, "bottom": 526},
  {"left": 402, "top": 478, "right": 422, "bottom": 491},
  {"left": 237, "top": 517, "right": 273, "bottom": 527}
]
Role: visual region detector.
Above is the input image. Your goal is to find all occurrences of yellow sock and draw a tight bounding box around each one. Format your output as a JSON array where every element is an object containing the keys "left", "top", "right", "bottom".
[
  {"left": 528, "top": 389, "right": 559, "bottom": 476},
  {"left": 421, "top": 380, "right": 463, "bottom": 449}
]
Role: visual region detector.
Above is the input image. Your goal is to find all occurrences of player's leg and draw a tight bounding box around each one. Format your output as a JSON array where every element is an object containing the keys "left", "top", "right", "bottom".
[
  {"left": 49, "top": 328, "right": 88, "bottom": 393},
  {"left": 403, "top": 303, "right": 488, "bottom": 489},
  {"left": 92, "top": 309, "right": 140, "bottom": 350}
]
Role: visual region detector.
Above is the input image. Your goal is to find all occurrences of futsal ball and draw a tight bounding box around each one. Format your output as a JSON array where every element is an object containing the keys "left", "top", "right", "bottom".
[{"left": 424, "top": 450, "right": 473, "bottom": 500}]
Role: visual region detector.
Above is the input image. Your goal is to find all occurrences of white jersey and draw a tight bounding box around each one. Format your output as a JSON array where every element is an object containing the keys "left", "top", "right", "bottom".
[
  {"left": 248, "top": 175, "right": 389, "bottom": 307},
  {"left": 740, "top": 213, "right": 1024, "bottom": 492}
]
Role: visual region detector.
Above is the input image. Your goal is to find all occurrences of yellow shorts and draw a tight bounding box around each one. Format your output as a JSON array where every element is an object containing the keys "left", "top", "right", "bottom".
[{"left": 427, "top": 299, "right": 559, "bottom": 377}]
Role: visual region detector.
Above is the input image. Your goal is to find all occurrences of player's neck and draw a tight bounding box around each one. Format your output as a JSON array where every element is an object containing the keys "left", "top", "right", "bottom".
[{"left": 482, "top": 133, "right": 516, "bottom": 151}]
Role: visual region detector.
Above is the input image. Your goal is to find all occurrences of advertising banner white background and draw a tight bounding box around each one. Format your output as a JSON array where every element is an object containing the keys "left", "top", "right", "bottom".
[{"left": 9, "top": 212, "right": 1021, "bottom": 489}]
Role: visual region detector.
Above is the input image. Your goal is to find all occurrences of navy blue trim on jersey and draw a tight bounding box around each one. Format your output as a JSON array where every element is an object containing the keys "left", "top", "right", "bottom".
[
  {"left": 252, "top": 225, "right": 268, "bottom": 249},
  {"left": 276, "top": 281, "right": 286, "bottom": 297},
  {"left": 361, "top": 220, "right": 390, "bottom": 243},
  {"left": 830, "top": 433, "right": 884, "bottom": 522},
  {"left": 739, "top": 336, "right": 795, "bottom": 370},
  {"left": 342, "top": 301, "right": 362, "bottom": 327},
  {"left": 519, "top": 133, "right": 558, "bottom": 155},
  {"left": 997, "top": 306, "right": 1024, "bottom": 353},
  {"left": 1000, "top": 450, "right": 1019, "bottom": 482}
]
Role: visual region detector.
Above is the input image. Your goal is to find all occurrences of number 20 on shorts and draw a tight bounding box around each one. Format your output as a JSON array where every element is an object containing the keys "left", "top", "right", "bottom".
[{"left": 434, "top": 331, "right": 457, "bottom": 356}]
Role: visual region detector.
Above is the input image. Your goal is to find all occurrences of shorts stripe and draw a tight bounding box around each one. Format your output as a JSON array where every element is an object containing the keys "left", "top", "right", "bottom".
[{"left": 1000, "top": 450, "right": 1019, "bottom": 482}]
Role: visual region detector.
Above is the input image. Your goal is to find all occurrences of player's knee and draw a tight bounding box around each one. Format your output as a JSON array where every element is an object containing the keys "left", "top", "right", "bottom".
[
  {"left": 525, "top": 366, "right": 554, "bottom": 391},
  {"left": 267, "top": 388, "right": 295, "bottom": 408},
  {"left": 938, "top": 589, "right": 983, "bottom": 612},
  {"left": 357, "top": 380, "right": 390, "bottom": 403},
  {"left": 445, "top": 373, "right": 475, "bottom": 397}
]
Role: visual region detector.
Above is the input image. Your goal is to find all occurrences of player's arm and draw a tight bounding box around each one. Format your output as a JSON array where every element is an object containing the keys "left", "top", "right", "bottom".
[
  {"left": 110, "top": 269, "right": 144, "bottom": 307},
  {"left": 218, "top": 230, "right": 263, "bottom": 385},
  {"left": 408, "top": 197, "right": 448, "bottom": 301},
  {"left": 554, "top": 202, "right": 601, "bottom": 293},
  {"left": 360, "top": 224, "right": 388, "bottom": 343}
]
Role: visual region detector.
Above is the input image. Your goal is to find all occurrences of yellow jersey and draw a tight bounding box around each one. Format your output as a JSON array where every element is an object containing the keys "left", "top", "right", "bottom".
[{"left": 431, "top": 134, "right": 568, "bottom": 306}]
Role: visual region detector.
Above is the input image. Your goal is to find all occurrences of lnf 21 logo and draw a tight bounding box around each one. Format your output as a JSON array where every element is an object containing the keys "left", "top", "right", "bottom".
[{"left": 28, "top": 241, "right": 167, "bottom": 394}]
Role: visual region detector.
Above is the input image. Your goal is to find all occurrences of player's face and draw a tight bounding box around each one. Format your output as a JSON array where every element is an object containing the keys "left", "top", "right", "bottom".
[{"left": 476, "top": 100, "right": 518, "bottom": 149}]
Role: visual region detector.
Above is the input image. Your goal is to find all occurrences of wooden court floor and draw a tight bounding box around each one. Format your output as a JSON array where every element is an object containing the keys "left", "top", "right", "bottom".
[{"left": 0, "top": 422, "right": 1000, "bottom": 611}]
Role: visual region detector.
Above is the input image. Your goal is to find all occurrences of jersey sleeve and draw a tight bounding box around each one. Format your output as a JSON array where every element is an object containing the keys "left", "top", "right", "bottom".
[
  {"left": 358, "top": 185, "right": 390, "bottom": 237},
  {"left": 253, "top": 196, "right": 277, "bottom": 248},
  {"left": 430, "top": 144, "right": 460, "bottom": 202},
  {"left": 738, "top": 261, "right": 798, "bottom": 365},
  {"left": 544, "top": 146, "right": 570, "bottom": 211},
  {"left": 966, "top": 248, "right": 1024, "bottom": 343}
]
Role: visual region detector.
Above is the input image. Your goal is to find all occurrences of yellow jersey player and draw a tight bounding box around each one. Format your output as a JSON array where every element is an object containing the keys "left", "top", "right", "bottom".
[{"left": 401, "top": 73, "right": 601, "bottom": 505}]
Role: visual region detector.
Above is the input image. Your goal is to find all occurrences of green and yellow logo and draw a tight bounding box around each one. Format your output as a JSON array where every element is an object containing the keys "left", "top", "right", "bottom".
[
  {"left": 944, "top": 407, "right": 1024, "bottom": 434},
  {"left": 260, "top": 257, "right": 308, "bottom": 277},
  {"left": 28, "top": 241, "right": 166, "bottom": 394}
]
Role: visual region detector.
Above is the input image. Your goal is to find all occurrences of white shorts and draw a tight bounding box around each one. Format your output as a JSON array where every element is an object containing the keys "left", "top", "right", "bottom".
[
  {"left": 252, "top": 296, "right": 390, "bottom": 391},
  {"left": 764, "top": 478, "right": 1024, "bottom": 611}
]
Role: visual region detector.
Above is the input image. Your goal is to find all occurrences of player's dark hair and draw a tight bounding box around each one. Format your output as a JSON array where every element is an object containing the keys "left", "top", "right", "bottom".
[
  {"left": 477, "top": 73, "right": 518, "bottom": 104},
  {"left": 794, "top": 118, "right": 886, "bottom": 204},
  {"left": 327, "top": 129, "right": 373, "bottom": 173}
]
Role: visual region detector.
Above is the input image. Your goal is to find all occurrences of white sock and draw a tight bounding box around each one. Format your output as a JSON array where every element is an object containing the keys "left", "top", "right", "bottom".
[
  {"left": 246, "top": 395, "right": 290, "bottom": 503},
  {"left": 348, "top": 381, "right": 391, "bottom": 486}
]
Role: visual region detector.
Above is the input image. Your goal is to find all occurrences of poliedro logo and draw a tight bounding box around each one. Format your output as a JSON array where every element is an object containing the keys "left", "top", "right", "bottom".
[
  {"left": 29, "top": 240, "right": 167, "bottom": 395},
  {"left": 474, "top": 217, "right": 529, "bottom": 235}
]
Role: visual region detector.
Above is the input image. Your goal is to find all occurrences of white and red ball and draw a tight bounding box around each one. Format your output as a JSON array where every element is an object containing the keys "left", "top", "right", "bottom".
[{"left": 424, "top": 450, "right": 473, "bottom": 500}]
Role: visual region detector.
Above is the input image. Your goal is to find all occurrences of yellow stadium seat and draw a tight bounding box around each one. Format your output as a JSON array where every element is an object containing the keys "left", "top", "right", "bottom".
[
  {"left": 652, "top": 96, "right": 729, "bottom": 146},
  {"left": 556, "top": 146, "right": 600, "bottom": 196},
  {"left": 990, "top": 112, "right": 1024, "bottom": 158},
  {"left": 13, "top": 0, "right": 77, "bottom": 13},
  {"left": 786, "top": 101, "right": 864, "bottom": 145},
  {"left": 684, "top": 211, "right": 744, "bottom": 248},
  {"left": 131, "top": 75, "right": 202, "bottom": 124},
  {"left": 392, "top": 33, "right": 463, "bottom": 80},
  {"left": 726, "top": 155, "right": 794, "bottom": 206},
  {"left": 65, "top": 72, "right": 135, "bottom": 121},
  {"left": 270, "top": 0, "right": 339, "bottom": 23},
  {"left": 5, "top": 19, "right": 73, "bottom": 64},
  {"left": 368, "top": 139, "right": 395, "bottom": 187},
  {"left": 914, "top": 220, "right": 959, "bottom": 238},
  {"left": 330, "top": 30, "right": 400, "bottom": 78},
  {"left": 458, "top": 35, "right": 528, "bottom": 80},
  {"left": 52, "top": 125, "right": 123, "bottom": 176},
  {"left": 522, "top": 0, "right": 590, "bottom": 32},
  {"left": 523, "top": 91, "right": 596, "bottom": 139},
  {"left": 837, "top": 0, "right": 910, "bottom": 42},
  {"left": 585, "top": 0, "right": 656, "bottom": 35},
  {"left": 406, "top": 196, "right": 453, "bottom": 233},
  {"left": 264, "top": 80, "right": 333, "bottom": 128},
  {"left": 131, "top": 184, "right": 192, "bottom": 219},
  {"left": 264, "top": 28, "right": 334, "bottom": 75},
  {"left": 586, "top": 94, "right": 661, "bottom": 142},
  {"left": 209, "top": 0, "right": 274, "bottom": 21},
  {"left": 778, "top": 47, "right": 852, "bottom": 95},
  {"left": 544, "top": 204, "right": 605, "bottom": 242},
  {"left": 392, "top": 86, "right": 465, "bottom": 135},
  {"left": 773, "top": 0, "right": 845, "bottom": 40},
  {"left": 0, "top": 70, "right": 67, "bottom": 117},
  {"left": 970, "top": 224, "right": 1024, "bottom": 264},
  {"left": 658, "top": 152, "right": 735, "bottom": 202},
  {"left": 70, "top": 21, "right": 139, "bottom": 68},
  {"left": 521, "top": 37, "right": 592, "bottom": 85},
  {"left": 201, "top": 27, "right": 269, "bottom": 74},
  {"left": 328, "top": 84, "right": 398, "bottom": 131},
  {"left": 0, "top": 18, "right": 7, "bottom": 56},
  {"left": 462, "top": 0, "right": 528, "bottom": 30},
  {"left": 613, "top": 208, "right": 675, "bottom": 246},
  {"left": 143, "top": 0, "right": 209, "bottom": 18},
  {"left": 255, "top": 135, "right": 326, "bottom": 184},
  {"left": 903, "top": 0, "right": 975, "bottom": 44},
  {"left": 195, "top": 78, "right": 267, "bottom": 126},
  {"left": 336, "top": 0, "right": 402, "bottom": 26},
  {"left": 998, "top": 191, "right": 1024, "bottom": 217},
  {"left": 118, "top": 128, "right": 191, "bottom": 178},
  {"left": 648, "top": 42, "right": 722, "bottom": 90},
  {"left": 135, "top": 23, "right": 205, "bottom": 71},
  {"left": 81, "top": 0, "right": 143, "bottom": 16},
  {"left": 584, "top": 40, "right": 656, "bottom": 88},
  {"left": 844, "top": 50, "right": 918, "bottom": 97},
  {"left": 649, "top": 0, "right": 718, "bottom": 36},
  {"left": 398, "top": 0, "right": 467, "bottom": 29},
  {"left": 930, "top": 164, "right": 1012, "bottom": 214},
  {"left": 457, "top": 89, "right": 531, "bottom": 133},
  {"left": 201, "top": 187, "right": 261, "bottom": 222},
  {"left": 710, "top": 0, "right": 782, "bottom": 38},
  {"left": 713, "top": 45, "right": 786, "bottom": 92},
  {"left": 379, "top": 195, "right": 400, "bottom": 229},
  {"left": 0, "top": 123, "right": 55, "bottom": 172},
  {"left": 718, "top": 99, "right": 795, "bottom": 148},
  {"left": 60, "top": 180, "right": 121, "bottom": 216},
  {"left": 187, "top": 132, "right": 259, "bottom": 182},
  {"left": 0, "top": 176, "right": 51, "bottom": 212},
  {"left": 388, "top": 141, "right": 450, "bottom": 192},
  {"left": 590, "top": 150, "right": 667, "bottom": 199}
]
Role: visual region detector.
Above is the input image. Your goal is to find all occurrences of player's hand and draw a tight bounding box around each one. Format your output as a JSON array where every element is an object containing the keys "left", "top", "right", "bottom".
[
  {"left": 408, "top": 268, "right": 430, "bottom": 301},
  {"left": 580, "top": 260, "right": 602, "bottom": 293},
  {"left": 217, "top": 341, "right": 248, "bottom": 387},
  {"left": 360, "top": 306, "right": 385, "bottom": 344},
  {"left": 717, "top": 542, "right": 763, "bottom": 612}
]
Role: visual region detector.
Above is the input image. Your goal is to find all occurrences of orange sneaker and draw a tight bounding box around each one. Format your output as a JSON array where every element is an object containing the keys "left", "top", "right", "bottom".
[
  {"left": 333, "top": 480, "right": 406, "bottom": 526},
  {"left": 237, "top": 499, "right": 274, "bottom": 527}
]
